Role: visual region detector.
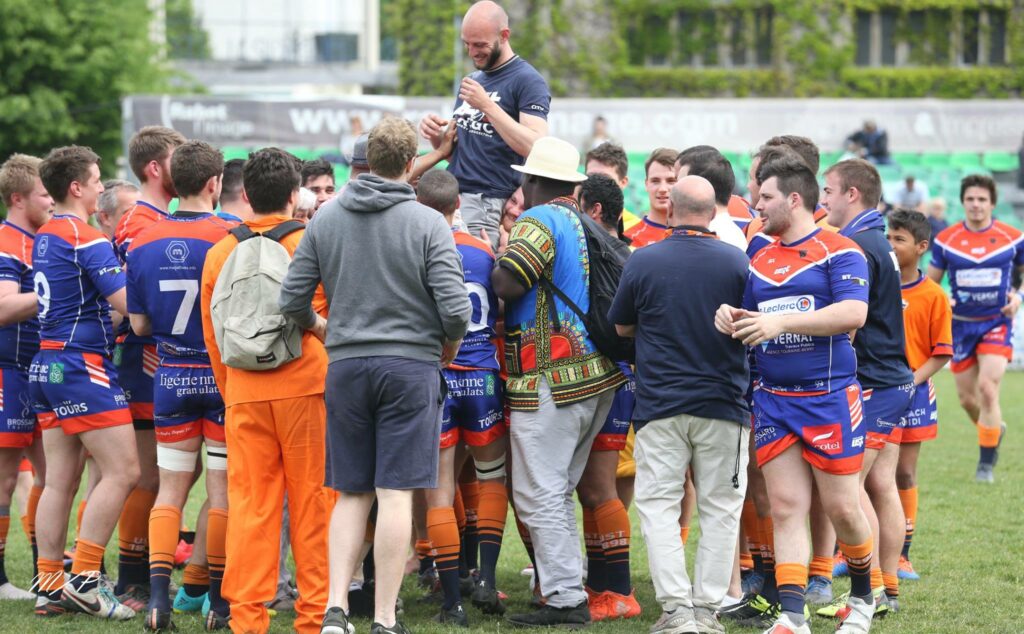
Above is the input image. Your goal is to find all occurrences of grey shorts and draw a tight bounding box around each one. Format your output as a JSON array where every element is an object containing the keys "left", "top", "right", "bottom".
[
  {"left": 458, "top": 193, "right": 504, "bottom": 251},
  {"left": 324, "top": 356, "right": 444, "bottom": 492}
]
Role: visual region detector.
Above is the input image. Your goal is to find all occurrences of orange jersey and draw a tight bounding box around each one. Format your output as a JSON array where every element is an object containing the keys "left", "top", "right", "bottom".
[
  {"left": 200, "top": 214, "right": 328, "bottom": 407},
  {"left": 900, "top": 273, "right": 953, "bottom": 371},
  {"left": 728, "top": 195, "right": 756, "bottom": 231},
  {"left": 623, "top": 216, "right": 669, "bottom": 248}
]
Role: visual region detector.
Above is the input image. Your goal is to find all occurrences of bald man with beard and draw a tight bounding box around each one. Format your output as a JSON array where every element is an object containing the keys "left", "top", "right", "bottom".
[{"left": 419, "top": 1, "right": 550, "bottom": 251}]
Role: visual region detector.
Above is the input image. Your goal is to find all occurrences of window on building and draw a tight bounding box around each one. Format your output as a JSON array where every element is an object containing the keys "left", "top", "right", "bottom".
[
  {"left": 754, "top": 6, "right": 773, "bottom": 67},
  {"left": 880, "top": 9, "right": 898, "bottom": 66},
  {"left": 962, "top": 9, "right": 980, "bottom": 65},
  {"left": 855, "top": 10, "right": 872, "bottom": 66},
  {"left": 989, "top": 10, "right": 1007, "bottom": 65}
]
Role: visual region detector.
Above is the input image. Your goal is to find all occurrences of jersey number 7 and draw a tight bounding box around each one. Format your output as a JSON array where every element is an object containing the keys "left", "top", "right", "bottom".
[{"left": 159, "top": 279, "right": 199, "bottom": 335}]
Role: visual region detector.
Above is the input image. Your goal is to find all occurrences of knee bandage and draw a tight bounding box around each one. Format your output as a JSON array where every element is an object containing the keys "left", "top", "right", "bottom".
[
  {"left": 157, "top": 446, "right": 199, "bottom": 472},
  {"left": 206, "top": 445, "right": 228, "bottom": 471},
  {"left": 475, "top": 454, "right": 506, "bottom": 481}
]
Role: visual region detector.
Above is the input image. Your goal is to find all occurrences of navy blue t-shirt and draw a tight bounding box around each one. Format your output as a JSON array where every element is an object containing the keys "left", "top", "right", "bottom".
[
  {"left": 447, "top": 56, "right": 550, "bottom": 199},
  {"left": 609, "top": 227, "right": 750, "bottom": 427},
  {"left": 839, "top": 210, "right": 914, "bottom": 389}
]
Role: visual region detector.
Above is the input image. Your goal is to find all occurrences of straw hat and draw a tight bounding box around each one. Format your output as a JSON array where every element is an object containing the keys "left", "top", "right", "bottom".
[{"left": 511, "top": 137, "right": 587, "bottom": 183}]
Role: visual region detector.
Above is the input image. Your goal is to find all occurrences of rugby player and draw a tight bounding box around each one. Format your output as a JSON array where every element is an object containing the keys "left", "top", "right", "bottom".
[
  {"left": 623, "top": 149, "right": 678, "bottom": 248},
  {"left": 715, "top": 153, "right": 876, "bottom": 634},
  {"left": 416, "top": 170, "right": 509, "bottom": 625},
  {"left": 113, "top": 126, "right": 187, "bottom": 609},
  {"left": 584, "top": 143, "right": 640, "bottom": 235},
  {"left": 126, "top": 141, "right": 236, "bottom": 631},
  {"left": 30, "top": 146, "right": 139, "bottom": 620},
  {"left": 0, "top": 154, "right": 51, "bottom": 600},
  {"left": 928, "top": 174, "right": 1023, "bottom": 482},
  {"left": 886, "top": 209, "right": 952, "bottom": 579}
]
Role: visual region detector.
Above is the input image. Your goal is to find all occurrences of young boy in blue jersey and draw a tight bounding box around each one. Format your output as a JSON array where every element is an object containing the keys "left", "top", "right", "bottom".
[
  {"left": 715, "top": 153, "right": 876, "bottom": 634},
  {"left": 126, "top": 141, "right": 236, "bottom": 631},
  {"left": 29, "top": 146, "right": 139, "bottom": 620},
  {"left": 0, "top": 154, "right": 52, "bottom": 600},
  {"left": 416, "top": 169, "right": 509, "bottom": 626}
]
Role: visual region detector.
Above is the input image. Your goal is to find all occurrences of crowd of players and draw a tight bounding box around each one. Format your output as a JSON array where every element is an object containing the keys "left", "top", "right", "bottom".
[{"left": 0, "top": 2, "right": 1019, "bottom": 634}]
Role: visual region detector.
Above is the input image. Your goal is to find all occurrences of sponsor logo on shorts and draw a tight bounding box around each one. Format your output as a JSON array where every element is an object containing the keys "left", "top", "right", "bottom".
[
  {"left": 852, "top": 435, "right": 864, "bottom": 448},
  {"left": 48, "top": 362, "right": 64, "bottom": 384},
  {"left": 53, "top": 401, "right": 88, "bottom": 417},
  {"left": 801, "top": 423, "right": 843, "bottom": 456},
  {"left": 758, "top": 295, "right": 815, "bottom": 315},
  {"left": 485, "top": 373, "right": 495, "bottom": 396}
]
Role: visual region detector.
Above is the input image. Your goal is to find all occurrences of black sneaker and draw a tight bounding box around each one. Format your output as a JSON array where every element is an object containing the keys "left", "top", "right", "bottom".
[
  {"left": 434, "top": 602, "right": 469, "bottom": 627},
  {"left": 144, "top": 607, "right": 175, "bottom": 632},
  {"left": 718, "top": 593, "right": 773, "bottom": 627},
  {"left": 321, "top": 606, "right": 355, "bottom": 634},
  {"left": 459, "top": 574, "right": 475, "bottom": 597},
  {"left": 506, "top": 600, "right": 590, "bottom": 629},
  {"left": 370, "top": 621, "right": 411, "bottom": 634},
  {"left": 471, "top": 580, "right": 506, "bottom": 615},
  {"left": 204, "top": 610, "right": 231, "bottom": 631}
]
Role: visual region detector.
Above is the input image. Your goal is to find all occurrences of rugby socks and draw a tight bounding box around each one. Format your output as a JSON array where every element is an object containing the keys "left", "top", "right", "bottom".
[
  {"left": 978, "top": 425, "right": 1001, "bottom": 465},
  {"left": 415, "top": 539, "right": 435, "bottom": 576},
  {"left": 582, "top": 507, "right": 606, "bottom": 593},
  {"left": 75, "top": 500, "right": 87, "bottom": 538},
  {"left": 476, "top": 480, "right": 508, "bottom": 589},
  {"left": 882, "top": 572, "right": 899, "bottom": 601},
  {"left": 809, "top": 555, "right": 833, "bottom": 581},
  {"left": 453, "top": 489, "right": 468, "bottom": 579},
  {"left": 459, "top": 480, "right": 480, "bottom": 573},
  {"left": 182, "top": 563, "right": 210, "bottom": 597},
  {"left": 148, "top": 505, "right": 180, "bottom": 612},
  {"left": 426, "top": 507, "right": 462, "bottom": 610},
  {"left": 596, "top": 498, "right": 631, "bottom": 596},
  {"left": 116, "top": 487, "right": 157, "bottom": 593},
  {"left": 898, "top": 486, "right": 918, "bottom": 559},
  {"left": 207, "top": 508, "right": 229, "bottom": 617},
  {"left": 0, "top": 510, "right": 9, "bottom": 586},
  {"left": 36, "top": 557, "right": 65, "bottom": 600},
  {"left": 680, "top": 525, "right": 690, "bottom": 546},
  {"left": 870, "top": 567, "right": 883, "bottom": 591},
  {"left": 27, "top": 484, "right": 41, "bottom": 577},
  {"left": 758, "top": 516, "right": 778, "bottom": 603},
  {"left": 839, "top": 538, "right": 874, "bottom": 600},
  {"left": 740, "top": 551, "right": 754, "bottom": 570},
  {"left": 70, "top": 538, "right": 105, "bottom": 592},
  {"left": 775, "top": 563, "right": 807, "bottom": 624},
  {"left": 741, "top": 500, "right": 763, "bottom": 574}
]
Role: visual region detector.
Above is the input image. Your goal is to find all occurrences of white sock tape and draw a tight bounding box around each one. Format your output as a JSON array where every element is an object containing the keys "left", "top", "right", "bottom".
[
  {"left": 475, "top": 454, "right": 506, "bottom": 481},
  {"left": 157, "top": 446, "right": 199, "bottom": 472},
  {"left": 206, "top": 445, "right": 228, "bottom": 471}
]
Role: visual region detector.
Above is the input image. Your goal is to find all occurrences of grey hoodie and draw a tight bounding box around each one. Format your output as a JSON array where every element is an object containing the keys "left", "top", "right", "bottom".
[{"left": 279, "top": 174, "right": 471, "bottom": 364}]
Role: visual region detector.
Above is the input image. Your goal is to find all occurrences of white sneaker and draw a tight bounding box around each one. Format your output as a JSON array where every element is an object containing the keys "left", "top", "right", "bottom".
[
  {"left": 62, "top": 575, "right": 136, "bottom": 621},
  {"left": 0, "top": 581, "right": 36, "bottom": 600},
  {"left": 650, "top": 607, "right": 698, "bottom": 634},
  {"left": 520, "top": 563, "right": 534, "bottom": 577},
  {"left": 836, "top": 596, "right": 874, "bottom": 633},
  {"left": 761, "top": 612, "right": 811, "bottom": 634}
]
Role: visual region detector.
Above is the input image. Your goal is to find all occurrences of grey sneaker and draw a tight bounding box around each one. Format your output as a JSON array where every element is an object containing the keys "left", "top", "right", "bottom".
[
  {"left": 976, "top": 462, "right": 995, "bottom": 483},
  {"left": 693, "top": 606, "right": 724, "bottom": 633},
  {"left": 321, "top": 606, "right": 355, "bottom": 634},
  {"left": 649, "top": 607, "right": 698, "bottom": 634},
  {"left": 804, "top": 575, "right": 833, "bottom": 605}
]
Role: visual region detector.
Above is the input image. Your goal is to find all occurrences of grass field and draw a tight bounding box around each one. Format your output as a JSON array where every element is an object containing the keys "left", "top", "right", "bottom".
[{"left": 0, "top": 369, "right": 1020, "bottom": 632}]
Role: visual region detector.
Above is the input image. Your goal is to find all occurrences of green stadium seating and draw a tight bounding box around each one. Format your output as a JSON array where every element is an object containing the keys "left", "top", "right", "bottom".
[
  {"left": 893, "top": 152, "right": 922, "bottom": 167},
  {"left": 982, "top": 152, "right": 1021, "bottom": 173},
  {"left": 875, "top": 164, "right": 903, "bottom": 182},
  {"left": 949, "top": 152, "right": 983, "bottom": 169},
  {"left": 920, "top": 153, "right": 951, "bottom": 168}
]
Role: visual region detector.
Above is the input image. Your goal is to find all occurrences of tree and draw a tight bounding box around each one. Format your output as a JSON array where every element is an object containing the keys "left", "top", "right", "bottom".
[
  {"left": 0, "top": 0, "right": 171, "bottom": 173},
  {"left": 166, "top": 0, "right": 212, "bottom": 60}
]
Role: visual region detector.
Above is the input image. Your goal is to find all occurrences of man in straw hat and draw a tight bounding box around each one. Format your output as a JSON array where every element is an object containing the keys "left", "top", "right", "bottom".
[{"left": 492, "top": 137, "right": 627, "bottom": 628}]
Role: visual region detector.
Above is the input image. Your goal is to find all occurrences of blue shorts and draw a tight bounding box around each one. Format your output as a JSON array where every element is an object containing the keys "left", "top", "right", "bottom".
[
  {"left": 752, "top": 383, "right": 865, "bottom": 475},
  {"left": 593, "top": 373, "right": 634, "bottom": 452},
  {"left": 440, "top": 368, "right": 505, "bottom": 449},
  {"left": 114, "top": 342, "right": 157, "bottom": 427},
  {"left": 951, "top": 316, "right": 1012, "bottom": 373},
  {"left": 902, "top": 379, "right": 938, "bottom": 443},
  {"left": 29, "top": 349, "right": 131, "bottom": 435},
  {"left": 0, "top": 367, "right": 37, "bottom": 448},
  {"left": 862, "top": 383, "right": 914, "bottom": 449},
  {"left": 154, "top": 365, "right": 225, "bottom": 444}
]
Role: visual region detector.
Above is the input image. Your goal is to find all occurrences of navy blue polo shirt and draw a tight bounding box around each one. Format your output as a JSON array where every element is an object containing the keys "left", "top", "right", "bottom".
[
  {"left": 609, "top": 226, "right": 750, "bottom": 427},
  {"left": 839, "top": 210, "right": 914, "bottom": 389}
]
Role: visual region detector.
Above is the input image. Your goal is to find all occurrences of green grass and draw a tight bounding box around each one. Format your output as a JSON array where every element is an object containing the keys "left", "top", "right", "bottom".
[{"left": 1, "top": 369, "right": 1021, "bottom": 632}]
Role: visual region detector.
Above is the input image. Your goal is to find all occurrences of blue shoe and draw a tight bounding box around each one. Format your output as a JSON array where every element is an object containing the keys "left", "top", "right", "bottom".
[
  {"left": 805, "top": 575, "right": 833, "bottom": 605},
  {"left": 173, "top": 587, "right": 207, "bottom": 613},
  {"left": 897, "top": 556, "right": 920, "bottom": 581},
  {"left": 833, "top": 553, "right": 849, "bottom": 577}
]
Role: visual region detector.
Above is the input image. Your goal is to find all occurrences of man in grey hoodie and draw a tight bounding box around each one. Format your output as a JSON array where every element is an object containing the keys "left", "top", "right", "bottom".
[{"left": 279, "top": 117, "right": 471, "bottom": 634}]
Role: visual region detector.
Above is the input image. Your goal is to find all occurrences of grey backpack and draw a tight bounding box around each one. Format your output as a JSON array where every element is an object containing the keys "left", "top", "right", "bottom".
[{"left": 210, "top": 221, "right": 306, "bottom": 370}]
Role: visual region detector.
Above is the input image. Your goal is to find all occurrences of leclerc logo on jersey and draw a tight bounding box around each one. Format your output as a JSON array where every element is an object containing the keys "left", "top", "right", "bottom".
[
  {"left": 802, "top": 423, "right": 843, "bottom": 455},
  {"left": 757, "top": 295, "right": 815, "bottom": 315}
]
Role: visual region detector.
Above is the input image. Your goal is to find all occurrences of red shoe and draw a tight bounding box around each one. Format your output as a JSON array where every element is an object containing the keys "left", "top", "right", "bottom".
[
  {"left": 174, "top": 539, "right": 193, "bottom": 568},
  {"left": 587, "top": 591, "right": 611, "bottom": 622},
  {"left": 602, "top": 590, "right": 642, "bottom": 620}
]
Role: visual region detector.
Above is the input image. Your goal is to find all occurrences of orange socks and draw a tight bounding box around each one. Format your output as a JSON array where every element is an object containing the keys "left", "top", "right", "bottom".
[
  {"left": 582, "top": 507, "right": 604, "bottom": 591},
  {"left": 71, "top": 538, "right": 106, "bottom": 577},
  {"left": 595, "top": 498, "right": 631, "bottom": 596},
  {"left": 427, "top": 507, "right": 462, "bottom": 609},
  {"left": 117, "top": 487, "right": 157, "bottom": 587},
  {"left": 978, "top": 425, "right": 1002, "bottom": 448},
  {"left": 809, "top": 555, "right": 833, "bottom": 581},
  {"left": 207, "top": 508, "right": 229, "bottom": 615},
  {"left": 182, "top": 562, "right": 210, "bottom": 587},
  {"left": 898, "top": 486, "right": 918, "bottom": 558},
  {"left": 882, "top": 572, "right": 899, "bottom": 599},
  {"left": 36, "top": 557, "right": 65, "bottom": 598},
  {"left": 776, "top": 563, "right": 807, "bottom": 615},
  {"left": 840, "top": 538, "right": 874, "bottom": 599},
  {"left": 680, "top": 526, "right": 690, "bottom": 546},
  {"left": 148, "top": 505, "right": 180, "bottom": 587}
]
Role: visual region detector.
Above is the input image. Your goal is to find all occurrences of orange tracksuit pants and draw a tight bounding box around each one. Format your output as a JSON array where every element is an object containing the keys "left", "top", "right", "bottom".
[{"left": 223, "top": 395, "right": 330, "bottom": 634}]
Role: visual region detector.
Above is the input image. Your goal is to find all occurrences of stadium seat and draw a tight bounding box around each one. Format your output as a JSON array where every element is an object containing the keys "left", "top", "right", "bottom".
[
  {"left": 222, "top": 146, "right": 249, "bottom": 161},
  {"left": 982, "top": 152, "right": 1021, "bottom": 173},
  {"left": 920, "top": 153, "right": 951, "bottom": 168},
  {"left": 893, "top": 152, "right": 922, "bottom": 168},
  {"left": 876, "top": 164, "right": 903, "bottom": 182},
  {"left": 950, "top": 152, "right": 983, "bottom": 170}
]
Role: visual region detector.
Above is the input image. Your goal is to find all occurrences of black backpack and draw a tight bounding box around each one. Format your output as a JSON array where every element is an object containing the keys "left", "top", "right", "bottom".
[{"left": 538, "top": 206, "right": 634, "bottom": 364}]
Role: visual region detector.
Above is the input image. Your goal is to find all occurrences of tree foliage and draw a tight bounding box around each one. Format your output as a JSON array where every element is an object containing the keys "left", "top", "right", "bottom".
[
  {"left": 167, "top": 0, "right": 212, "bottom": 60},
  {"left": 0, "top": 0, "right": 170, "bottom": 172}
]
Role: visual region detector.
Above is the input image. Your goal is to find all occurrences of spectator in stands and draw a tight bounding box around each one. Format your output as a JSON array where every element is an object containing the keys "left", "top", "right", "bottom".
[
  {"left": 584, "top": 116, "right": 615, "bottom": 152},
  {"left": 894, "top": 175, "right": 929, "bottom": 211},
  {"left": 846, "top": 120, "right": 891, "bottom": 165},
  {"left": 925, "top": 198, "right": 948, "bottom": 240}
]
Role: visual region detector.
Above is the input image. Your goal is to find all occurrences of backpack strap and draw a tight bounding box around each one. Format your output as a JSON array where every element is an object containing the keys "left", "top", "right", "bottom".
[
  {"left": 263, "top": 220, "right": 305, "bottom": 243},
  {"left": 537, "top": 276, "right": 587, "bottom": 333},
  {"left": 229, "top": 225, "right": 257, "bottom": 243}
]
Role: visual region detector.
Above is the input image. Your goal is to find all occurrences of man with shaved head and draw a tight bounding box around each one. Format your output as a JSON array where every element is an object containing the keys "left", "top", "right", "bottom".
[
  {"left": 610, "top": 175, "right": 751, "bottom": 634},
  {"left": 419, "top": 0, "right": 550, "bottom": 251}
]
